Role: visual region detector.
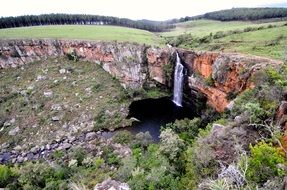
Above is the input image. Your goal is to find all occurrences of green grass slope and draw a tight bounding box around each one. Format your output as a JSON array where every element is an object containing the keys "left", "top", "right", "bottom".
[
  {"left": 196, "top": 25, "right": 287, "bottom": 60},
  {"left": 0, "top": 58, "right": 131, "bottom": 148},
  {"left": 160, "top": 19, "right": 286, "bottom": 37},
  {"left": 0, "top": 25, "right": 163, "bottom": 46},
  {"left": 161, "top": 19, "right": 287, "bottom": 60}
]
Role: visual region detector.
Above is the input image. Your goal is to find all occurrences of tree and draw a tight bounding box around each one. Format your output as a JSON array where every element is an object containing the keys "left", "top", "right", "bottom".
[{"left": 159, "top": 128, "right": 184, "bottom": 161}]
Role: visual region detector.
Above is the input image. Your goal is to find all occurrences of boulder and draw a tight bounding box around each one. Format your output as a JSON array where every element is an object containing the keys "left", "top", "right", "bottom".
[{"left": 94, "top": 179, "right": 130, "bottom": 190}]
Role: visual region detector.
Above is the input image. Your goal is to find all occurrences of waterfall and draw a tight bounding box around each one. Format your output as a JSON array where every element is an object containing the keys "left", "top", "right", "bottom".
[{"left": 173, "top": 52, "right": 184, "bottom": 107}]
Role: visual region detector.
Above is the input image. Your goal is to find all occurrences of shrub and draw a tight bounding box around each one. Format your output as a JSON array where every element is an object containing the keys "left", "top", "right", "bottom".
[
  {"left": 0, "top": 165, "right": 14, "bottom": 187},
  {"left": 72, "top": 148, "right": 86, "bottom": 166},
  {"left": 165, "top": 118, "right": 201, "bottom": 143},
  {"left": 113, "top": 130, "right": 132, "bottom": 144},
  {"left": 102, "top": 146, "right": 119, "bottom": 166},
  {"left": 213, "top": 31, "right": 225, "bottom": 39},
  {"left": 243, "top": 102, "right": 265, "bottom": 123},
  {"left": 204, "top": 75, "right": 214, "bottom": 86},
  {"left": 180, "top": 126, "right": 218, "bottom": 189},
  {"left": 67, "top": 49, "right": 79, "bottom": 62},
  {"left": 159, "top": 128, "right": 184, "bottom": 161},
  {"left": 133, "top": 132, "right": 153, "bottom": 148},
  {"left": 116, "top": 157, "right": 137, "bottom": 181},
  {"left": 163, "top": 63, "right": 173, "bottom": 83},
  {"left": 246, "top": 141, "right": 286, "bottom": 184},
  {"left": 231, "top": 89, "right": 272, "bottom": 124}
]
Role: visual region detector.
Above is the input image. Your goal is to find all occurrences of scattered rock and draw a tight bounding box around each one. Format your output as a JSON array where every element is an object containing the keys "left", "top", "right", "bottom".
[
  {"left": 13, "top": 145, "right": 22, "bottom": 151},
  {"left": 62, "top": 123, "right": 68, "bottom": 128},
  {"left": 36, "top": 75, "right": 46, "bottom": 81},
  {"left": 30, "top": 146, "right": 39, "bottom": 154},
  {"left": 3, "top": 121, "right": 11, "bottom": 127},
  {"left": 61, "top": 143, "right": 72, "bottom": 150},
  {"left": 85, "top": 87, "right": 92, "bottom": 94},
  {"left": 51, "top": 104, "right": 62, "bottom": 111},
  {"left": 85, "top": 132, "right": 96, "bottom": 141},
  {"left": 94, "top": 178, "right": 130, "bottom": 190},
  {"left": 52, "top": 116, "right": 60, "bottom": 121},
  {"left": 46, "top": 144, "right": 51, "bottom": 150},
  {"left": 17, "top": 156, "right": 24, "bottom": 163},
  {"left": 59, "top": 68, "right": 66, "bottom": 74},
  {"left": 226, "top": 100, "right": 235, "bottom": 111},
  {"left": 44, "top": 91, "right": 53, "bottom": 98},
  {"left": 8, "top": 126, "right": 20, "bottom": 136}
]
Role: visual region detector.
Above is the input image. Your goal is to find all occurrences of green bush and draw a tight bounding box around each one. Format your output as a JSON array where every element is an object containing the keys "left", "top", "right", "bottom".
[
  {"left": 213, "top": 31, "right": 225, "bottom": 39},
  {"left": 102, "top": 146, "right": 119, "bottom": 166},
  {"left": 66, "top": 49, "right": 79, "bottom": 62},
  {"left": 165, "top": 118, "right": 201, "bottom": 143},
  {"left": 204, "top": 75, "right": 214, "bottom": 87},
  {"left": 133, "top": 132, "right": 153, "bottom": 148},
  {"left": 0, "top": 165, "right": 14, "bottom": 187},
  {"left": 159, "top": 128, "right": 184, "bottom": 161},
  {"left": 72, "top": 148, "right": 86, "bottom": 166},
  {"left": 113, "top": 130, "right": 132, "bottom": 144},
  {"left": 243, "top": 102, "right": 265, "bottom": 123},
  {"left": 246, "top": 141, "right": 286, "bottom": 184},
  {"left": 180, "top": 125, "right": 217, "bottom": 189},
  {"left": 128, "top": 144, "right": 180, "bottom": 190},
  {"left": 163, "top": 63, "right": 173, "bottom": 83}
]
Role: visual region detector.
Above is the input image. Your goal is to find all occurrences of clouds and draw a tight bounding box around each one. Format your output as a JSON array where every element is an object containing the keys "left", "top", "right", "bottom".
[{"left": 0, "top": 0, "right": 286, "bottom": 20}]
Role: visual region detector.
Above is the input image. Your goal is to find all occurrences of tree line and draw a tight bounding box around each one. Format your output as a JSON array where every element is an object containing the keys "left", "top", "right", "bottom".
[
  {"left": 0, "top": 14, "right": 175, "bottom": 32},
  {"left": 203, "top": 8, "right": 287, "bottom": 21},
  {"left": 171, "top": 8, "right": 287, "bottom": 23}
]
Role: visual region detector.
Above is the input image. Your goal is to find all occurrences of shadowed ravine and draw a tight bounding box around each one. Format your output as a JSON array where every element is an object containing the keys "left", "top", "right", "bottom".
[{"left": 102, "top": 97, "right": 197, "bottom": 142}]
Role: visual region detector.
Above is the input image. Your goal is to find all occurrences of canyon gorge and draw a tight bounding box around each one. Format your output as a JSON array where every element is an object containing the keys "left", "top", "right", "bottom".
[{"left": 0, "top": 39, "right": 283, "bottom": 112}]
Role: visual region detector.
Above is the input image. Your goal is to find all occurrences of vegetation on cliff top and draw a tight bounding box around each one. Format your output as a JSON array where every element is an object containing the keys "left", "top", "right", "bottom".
[
  {"left": 0, "top": 25, "right": 163, "bottom": 46},
  {"left": 160, "top": 19, "right": 287, "bottom": 37},
  {"left": 162, "top": 19, "right": 287, "bottom": 60}
]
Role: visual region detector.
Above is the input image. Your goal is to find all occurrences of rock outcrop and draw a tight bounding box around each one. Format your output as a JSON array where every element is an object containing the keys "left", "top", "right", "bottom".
[
  {"left": 94, "top": 179, "right": 130, "bottom": 190},
  {"left": 0, "top": 40, "right": 147, "bottom": 89},
  {"left": 186, "top": 53, "right": 281, "bottom": 112},
  {"left": 0, "top": 39, "right": 283, "bottom": 112}
]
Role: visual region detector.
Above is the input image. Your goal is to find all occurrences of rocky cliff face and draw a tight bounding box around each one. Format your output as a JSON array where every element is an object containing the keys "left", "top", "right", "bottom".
[
  {"left": 0, "top": 40, "right": 147, "bottom": 89},
  {"left": 0, "top": 39, "right": 282, "bottom": 112},
  {"left": 148, "top": 48, "right": 282, "bottom": 112}
]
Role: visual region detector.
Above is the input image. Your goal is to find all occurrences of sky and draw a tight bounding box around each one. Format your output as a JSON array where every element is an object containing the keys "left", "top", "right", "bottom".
[{"left": 0, "top": 0, "right": 286, "bottom": 21}]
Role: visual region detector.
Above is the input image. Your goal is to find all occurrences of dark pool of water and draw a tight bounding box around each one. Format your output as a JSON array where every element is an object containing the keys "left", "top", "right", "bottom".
[{"left": 102, "top": 96, "right": 197, "bottom": 142}]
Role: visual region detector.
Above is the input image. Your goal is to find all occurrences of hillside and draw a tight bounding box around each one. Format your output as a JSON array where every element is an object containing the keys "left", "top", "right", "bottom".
[
  {"left": 161, "top": 19, "right": 287, "bottom": 60},
  {"left": 0, "top": 25, "right": 163, "bottom": 46},
  {"left": 159, "top": 19, "right": 287, "bottom": 37},
  {"left": 197, "top": 25, "right": 287, "bottom": 60}
]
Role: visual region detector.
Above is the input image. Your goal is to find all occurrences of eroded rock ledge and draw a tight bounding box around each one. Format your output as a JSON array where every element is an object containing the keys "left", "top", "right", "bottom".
[{"left": 0, "top": 39, "right": 282, "bottom": 112}]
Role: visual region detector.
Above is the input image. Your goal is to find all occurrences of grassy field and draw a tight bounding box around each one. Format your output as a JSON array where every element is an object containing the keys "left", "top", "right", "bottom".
[
  {"left": 160, "top": 19, "right": 287, "bottom": 60},
  {"left": 191, "top": 25, "right": 287, "bottom": 60},
  {"left": 159, "top": 19, "right": 287, "bottom": 37},
  {"left": 0, "top": 25, "right": 163, "bottom": 46}
]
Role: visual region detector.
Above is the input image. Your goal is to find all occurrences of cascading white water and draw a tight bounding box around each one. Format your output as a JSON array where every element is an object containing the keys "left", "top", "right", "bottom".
[{"left": 173, "top": 53, "right": 184, "bottom": 107}]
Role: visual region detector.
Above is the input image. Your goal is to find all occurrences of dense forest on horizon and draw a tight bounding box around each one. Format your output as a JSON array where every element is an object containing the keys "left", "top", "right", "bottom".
[
  {"left": 173, "top": 7, "right": 287, "bottom": 23},
  {"left": 0, "top": 14, "right": 174, "bottom": 32}
]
